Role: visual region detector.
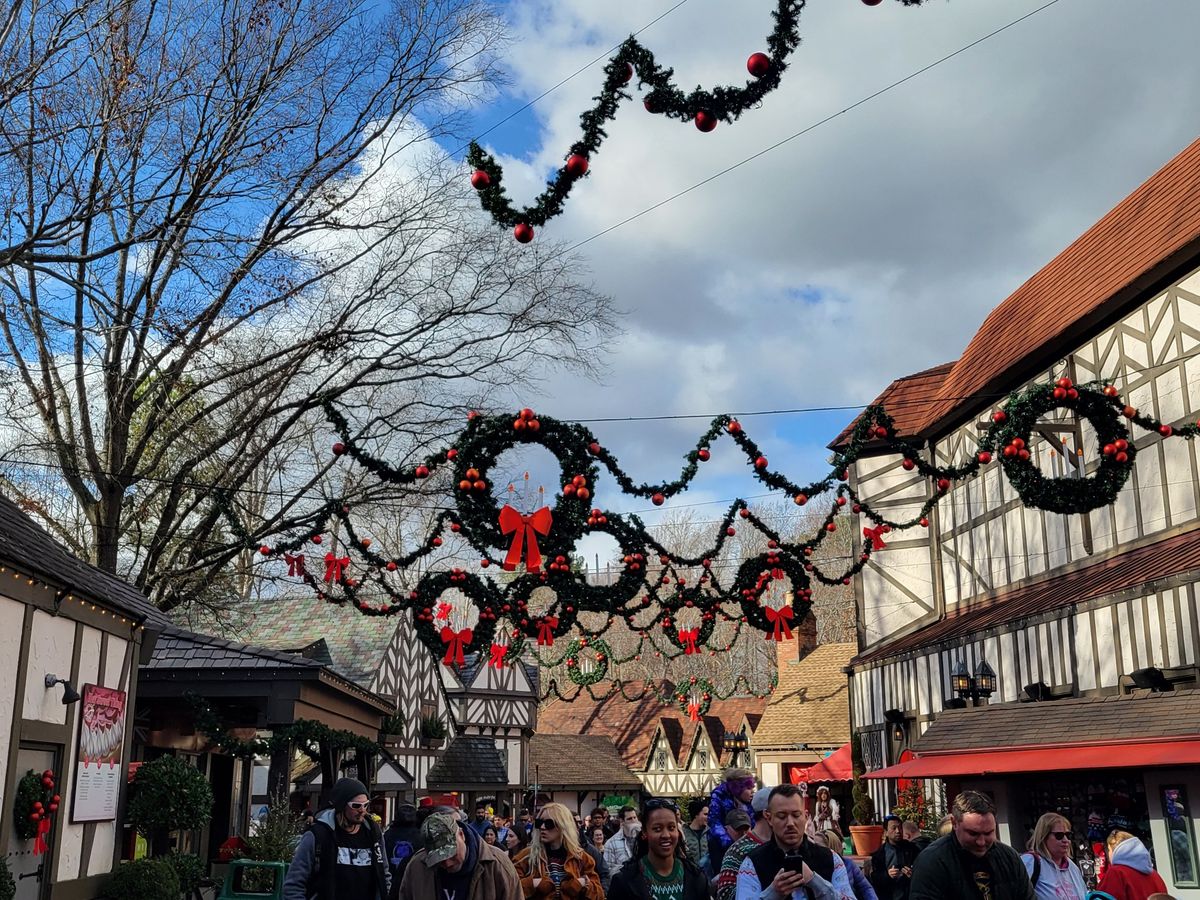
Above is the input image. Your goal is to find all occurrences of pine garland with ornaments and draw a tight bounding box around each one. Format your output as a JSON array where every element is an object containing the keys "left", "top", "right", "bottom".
[
  {"left": 12, "top": 769, "right": 58, "bottom": 853},
  {"left": 225, "top": 375, "right": 1199, "bottom": 668},
  {"left": 467, "top": 0, "right": 937, "bottom": 242}
]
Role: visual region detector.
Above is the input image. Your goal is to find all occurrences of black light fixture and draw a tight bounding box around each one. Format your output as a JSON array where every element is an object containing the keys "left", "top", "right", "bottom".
[
  {"left": 44, "top": 674, "right": 80, "bottom": 705},
  {"left": 722, "top": 728, "right": 749, "bottom": 766},
  {"left": 1130, "top": 667, "right": 1173, "bottom": 692},
  {"left": 950, "top": 657, "right": 996, "bottom": 707},
  {"left": 1022, "top": 681, "right": 1053, "bottom": 702},
  {"left": 883, "top": 709, "right": 906, "bottom": 743}
]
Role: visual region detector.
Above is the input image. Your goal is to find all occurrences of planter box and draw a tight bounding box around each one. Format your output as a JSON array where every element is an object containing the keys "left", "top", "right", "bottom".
[
  {"left": 422, "top": 737, "right": 444, "bottom": 750},
  {"left": 849, "top": 825, "right": 884, "bottom": 857}
]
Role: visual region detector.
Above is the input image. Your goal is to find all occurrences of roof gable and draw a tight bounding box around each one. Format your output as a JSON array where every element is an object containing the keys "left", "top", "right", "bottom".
[{"left": 529, "top": 734, "right": 641, "bottom": 789}]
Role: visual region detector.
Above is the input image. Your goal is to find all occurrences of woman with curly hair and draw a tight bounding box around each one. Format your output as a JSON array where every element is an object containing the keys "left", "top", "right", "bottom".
[{"left": 513, "top": 803, "right": 604, "bottom": 900}]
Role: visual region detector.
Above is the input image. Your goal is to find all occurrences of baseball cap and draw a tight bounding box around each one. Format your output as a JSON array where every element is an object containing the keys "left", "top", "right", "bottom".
[
  {"left": 725, "top": 809, "right": 751, "bottom": 832},
  {"left": 421, "top": 812, "right": 460, "bottom": 866},
  {"left": 751, "top": 787, "right": 773, "bottom": 813}
]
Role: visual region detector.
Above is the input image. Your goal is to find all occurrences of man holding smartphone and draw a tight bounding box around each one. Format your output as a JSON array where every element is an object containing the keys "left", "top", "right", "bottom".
[
  {"left": 734, "top": 784, "right": 856, "bottom": 900},
  {"left": 870, "top": 815, "right": 918, "bottom": 900}
]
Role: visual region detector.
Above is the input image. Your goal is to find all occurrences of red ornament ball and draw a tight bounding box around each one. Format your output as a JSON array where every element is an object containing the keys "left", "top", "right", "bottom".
[
  {"left": 1103, "top": 385, "right": 1119, "bottom": 398},
  {"left": 992, "top": 411, "right": 1007, "bottom": 424},
  {"left": 386, "top": 561, "right": 397, "bottom": 572},
  {"left": 414, "top": 465, "right": 429, "bottom": 478},
  {"left": 754, "top": 456, "right": 768, "bottom": 469},
  {"left": 565, "top": 154, "right": 589, "bottom": 178},
  {"left": 694, "top": 110, "right": 717, "bottom": 133},
  {"left": 431, "top": 536, "right": 443, "bottom": 547},
  {"left": 793, "top": 493, "right": 807, "bottom": 506},
  {"left": 862, "top": 0, "right": 883, "bottom": 5},
  {"left": 920, "top": 517, "right": 930, "bottom": 528},
  {"left": 937, "top": 478, "right": 951, "bottom": 492},
  {"left": 513, "top": 223, "right": 534, "bottom": 244},
  {"left": 652, "top": 493, "right": 665, "bottom": 506},
  {"left": 1160, "top": 424, "right": 1174, "bottom": 436},
  {"left": 446, "top": 448, "right": 458, "bottom": 460},
  {"left": 259, "top": 545, "right": 271, "bottom": 556},
  {"left": 747, "top": 52, "right": 771, "bottom": 78},
  {"left": 470, "top": 170, "right": 491, "bottom": 190},
  {"left": 332, "top": 441, "right": 346, "bottom": 455},
  {"left": 978, "top": 451, "right": 992, "bottom": 464},
  {"left": 697, "top": 448, "right": 710, "bottom": 461},
  {"left": 311, "top": 534, "right": 323, "bottom": 544},
  {"left": 621, "top": 62, "right": 634, "bottom": 84},
  {"left": 901, "top": 458, "right": 915, "bottom": 471}
]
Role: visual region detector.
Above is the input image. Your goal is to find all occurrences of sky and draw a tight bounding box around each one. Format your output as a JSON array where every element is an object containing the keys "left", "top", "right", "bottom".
[{"left": 440, "top": 0, "right": 1200, "bottom": 560}]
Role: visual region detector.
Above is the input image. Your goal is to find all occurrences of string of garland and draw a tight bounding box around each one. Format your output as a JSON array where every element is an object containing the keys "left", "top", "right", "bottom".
[
  {"left": 225, "top": 376, "right": 1198, "bottom": 666},
  {"left": 466, "top": 0, "right": 934, "bottom": 240},
  {"left": 187, "top": 695, "right": 392, "bottom": 762},
  {"left": 538, "top": 671, "right": 778, "bottom": 705}
]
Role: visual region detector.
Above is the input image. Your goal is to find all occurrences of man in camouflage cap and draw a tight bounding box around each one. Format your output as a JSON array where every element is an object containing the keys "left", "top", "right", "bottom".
[{"left": 397, "top": 810, "right": 521, "bottom": 900}]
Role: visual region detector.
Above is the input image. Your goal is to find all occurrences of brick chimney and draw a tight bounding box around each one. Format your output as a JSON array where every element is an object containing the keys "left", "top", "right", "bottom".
[{"left": 777, "top": 610, "right": 819, "bottom": 666}]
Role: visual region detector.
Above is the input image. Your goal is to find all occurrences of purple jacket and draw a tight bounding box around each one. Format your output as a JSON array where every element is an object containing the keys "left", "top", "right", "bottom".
[{"left": 707, "top": 781, "right": 753, "bottom": 855}]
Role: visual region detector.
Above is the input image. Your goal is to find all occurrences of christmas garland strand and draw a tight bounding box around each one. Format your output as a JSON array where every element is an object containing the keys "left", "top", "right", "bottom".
[
  {"left": 467, "top": 0, "right": 934, "bottom": 240},
  {"left": 225, "top": 377, "right": 1197, "bottom": 665}
]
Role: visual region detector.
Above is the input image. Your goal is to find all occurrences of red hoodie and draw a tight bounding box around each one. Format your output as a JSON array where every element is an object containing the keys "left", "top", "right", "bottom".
[{"left": 1097, "top": 837, "right": 1168, "bottom": 900}]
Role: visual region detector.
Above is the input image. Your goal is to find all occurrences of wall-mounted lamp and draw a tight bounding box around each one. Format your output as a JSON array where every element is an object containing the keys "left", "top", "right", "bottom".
[
  {"left": 951, "top": 659, "right": 997, "bottom": 707},
  {"left": 883, "top": 708, "right": 906, "bottom": 743},
  {"left": 44, "top": 674, "right": 80, "bottom": 705}
]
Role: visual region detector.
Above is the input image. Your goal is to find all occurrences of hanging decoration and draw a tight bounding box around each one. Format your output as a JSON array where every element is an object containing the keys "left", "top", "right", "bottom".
[
  {"left": 564, "top": 637, "right": 612, "bottom": 687},
  {"left": 467, "top": 0, "right": 936, "bottom": 240},
  {"left": 12, "top": 769, "right": 58, "bottom": 853},
  {"left": 676, "top": 677, "right": 716, "bottom": 721},
  {"left": 223, "top": 376, "right": 1199, "bottom": 667}
]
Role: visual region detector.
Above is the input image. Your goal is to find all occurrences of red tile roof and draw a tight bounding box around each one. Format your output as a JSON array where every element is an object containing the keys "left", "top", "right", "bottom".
[
  {"left": 537, "top": 684, "right": 766, "bottom": 770},
  {"left": 829, "top": 362, "right": 955, "bottom": 449},
  {"left": 914, "top": 137, "right": 1200, "bottom": 437},
  {"left": 853, "top": 526, "right": 1200, "bottom": 666}
]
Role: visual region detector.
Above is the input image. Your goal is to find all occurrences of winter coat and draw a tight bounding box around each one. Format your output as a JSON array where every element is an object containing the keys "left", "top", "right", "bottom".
[
  {"left": 607, "top": 855, "right": 711, "bottom": 900},
  {"left": 708, "top": 782, "right": 754, "bottom": 858},
  {"left": 682, "top": 824, "right": 710, "bottom": 874},
  {"left": 869, "top": 839, "right": 919, "bottom": 900},
  {"left": 1097, "top": 838, "right": 1168, "bottom": 900},
  {"left": 513, "top": 844, "right": 605, "bottom": 900},
  {"left": 844, "top": 855, "right": 878, "bottom": 900},
  {"left": 1020, "top": 851, "right": 1088, "bottom": 899},
  {"left": 398, "top": 828, "right": 522, "bottom": 900},
  {"left": 908, "top": 834, "right": 1035, "bottom": 900},
  {"left": 283, "top": 809, "right": 390, "bottom": 900}
]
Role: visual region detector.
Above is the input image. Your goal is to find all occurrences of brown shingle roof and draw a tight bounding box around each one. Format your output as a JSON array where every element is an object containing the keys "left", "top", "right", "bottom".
[
  {"left": 829, "top": 362, "right": 955, "bottom": 449},
  {"left": 913, "top": 689, "right": 1200, "bottom": 754},
  {"left": 537, "top": 684, "right": 766, "bottom": 770},
  {"left": 528, "top": 734, "right": 642, "bottom": 790},
  {"left": 853, "top": 526, "right": 1200, "bottom": 666},
  {"left": 752, "top": 643, "right": 856, "bottom": 750},
  {"left": 914, "top": 136, "right": 1200, "bottom": 437}
]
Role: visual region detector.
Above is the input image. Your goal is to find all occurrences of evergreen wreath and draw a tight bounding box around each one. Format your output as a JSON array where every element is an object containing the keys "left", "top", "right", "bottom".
[
  {"left": 564, "top": 637, "right": 611, "bottom": 686},
  {"left": 222, "top": 377, "right": 1199, "bottom": 660},
  {"left": 675, "top": 677, "right": 715, "bottom": 719},
  {"left": 466, "top": 0, "right": 936, "bottom": 238},
  {"left": 11, "top": 769, "right": 57, "bottom": 842}
]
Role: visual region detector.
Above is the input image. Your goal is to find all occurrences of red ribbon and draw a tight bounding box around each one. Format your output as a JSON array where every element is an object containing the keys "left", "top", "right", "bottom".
[
  {"left": 536, "top": 616, "right": 559, "bottom": 646},
  {"left": 687, "top": 702, "right": 700, "bottom": 722},
  {"left": 285, "top": 553, "right": 306, "bottom": 576},
  {"left": 863, "top": 525, "right": 888, "bottom": 550},
  {"left": 765, "top": 605, "right": 794, "bottom": 642},
  {"left": 323, "top": 553, "right": 350, "bottom": 583},
  {"left": 488, "top": 643, "right": 508, "bottom": 668},
  {"left": 33, "top": 816, "right": 50, "bottom": 855},
  {"left": 440, "top": 627, "right": 473, "bottom": 666},
  {"left": 678, "top": 628, "right": 699, "bottom": 655},
  {"left": 436, "top": 602, "right": 452, "bottom": 621},
  {"left": 499, "top": 505, "right": 553, "bottom": 573}
]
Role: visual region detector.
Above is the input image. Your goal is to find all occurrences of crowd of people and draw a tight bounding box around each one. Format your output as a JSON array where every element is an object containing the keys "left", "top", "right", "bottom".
[{"left": 281, "top": 774, "right": 1177, "bottom": 900}]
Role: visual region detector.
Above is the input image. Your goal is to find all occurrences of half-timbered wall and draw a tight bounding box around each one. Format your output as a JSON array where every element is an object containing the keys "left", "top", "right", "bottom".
[{"left": 848, "top": 266, "right": 1200, "bottom": 813}]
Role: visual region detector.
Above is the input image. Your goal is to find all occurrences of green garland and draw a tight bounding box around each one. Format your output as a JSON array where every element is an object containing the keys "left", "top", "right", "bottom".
[
  {"left": 564, "top": 638, "right": 611, "bottom": 686},
  {"left": 538, "top": 671, "right": 777, "bottom": 705},
  {"left": 223, "top": 376, "right": 1199, "bottom": 661},
  {"left": 11, "top": 769, "right": 56, "bottom": 841},
  {"left": 467, "top": 0, "right": 935, "bottom": 237}
]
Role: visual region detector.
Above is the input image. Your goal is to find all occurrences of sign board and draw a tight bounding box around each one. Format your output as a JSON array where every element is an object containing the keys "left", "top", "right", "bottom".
[{"left": 71, "top": 684, "right": 127, "bottom": 822}]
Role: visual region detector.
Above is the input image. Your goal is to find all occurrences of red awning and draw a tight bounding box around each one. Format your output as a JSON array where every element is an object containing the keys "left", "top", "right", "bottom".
[
  {"left": 805, "top": 743, "right": 853, "bottom": 783},
  {"left": 866, "top": 738, "right": 1200, "bottom": 779}
]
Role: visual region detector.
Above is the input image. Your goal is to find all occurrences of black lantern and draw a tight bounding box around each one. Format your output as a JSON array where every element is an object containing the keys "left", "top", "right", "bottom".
[
  {"left": 722, "top": 729, "right": 749, "bottom": 766},
  {"left": 950, "top": 659, "right": 972, "bottom": 695},
  {"left": 949, "top": 658, "right": 996, "bottom": 708},
  {"left": 974, "top": 660, "right": 997, "bottom": 698}
]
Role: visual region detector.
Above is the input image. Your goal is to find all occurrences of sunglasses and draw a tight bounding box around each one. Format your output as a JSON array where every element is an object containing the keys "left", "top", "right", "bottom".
[
  {"left": 1051, "top": 831, "right": 1072, "bottom": 840},
  {"left": 644, "top": 798, "right": 679, "bottom": 813},
  {"left": 535, "top": 819, "right": 558, "bottom": 830},
  {"left": 347, "top": 801, "right": 369, "bottom": 810}
]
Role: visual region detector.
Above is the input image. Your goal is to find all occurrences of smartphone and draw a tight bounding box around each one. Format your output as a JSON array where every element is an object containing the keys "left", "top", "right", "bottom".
[{"left": 782, "top": 854, "right": 806, "bottom": 873}]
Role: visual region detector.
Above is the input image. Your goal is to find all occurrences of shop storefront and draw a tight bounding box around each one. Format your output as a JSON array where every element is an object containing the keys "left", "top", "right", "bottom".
[{"left": 868, "top": 690, "right": 1200, "bottom": 897}]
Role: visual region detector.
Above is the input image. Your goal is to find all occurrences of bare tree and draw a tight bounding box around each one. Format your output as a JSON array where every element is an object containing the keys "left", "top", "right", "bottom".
[{"left": 0, "top": 0, "right": 616, "bottom": 613}]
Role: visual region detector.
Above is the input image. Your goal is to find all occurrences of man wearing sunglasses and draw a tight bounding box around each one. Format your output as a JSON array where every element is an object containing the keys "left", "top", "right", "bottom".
[{"left": 284, "top": 777, "right": 391, "bottom": 900}]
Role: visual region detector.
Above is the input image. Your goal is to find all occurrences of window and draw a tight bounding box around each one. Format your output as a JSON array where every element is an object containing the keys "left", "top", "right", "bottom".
[
  {"left": 1163, "top": 786, "right": 1199, "bottom": 887},
  {"left": 655, "top": 748, "right": 668, "bottom": 769},
  {"left": 696, "top": 749, "right": 709, "bottom": 769}
]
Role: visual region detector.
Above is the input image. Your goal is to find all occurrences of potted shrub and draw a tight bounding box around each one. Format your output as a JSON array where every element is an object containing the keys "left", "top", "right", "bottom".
[
  {"left": 380, "top": 711, "right": 406, "bottom": 744},
  {"left": 127, "top": 754, "right": 215, "bottom": 856},
  {"left": 99, "top": 858, "right": 180, "bottom": 900},
  {"left": 420, "top": 713, "right": 447, "bottom": 749},
  {"left": 848, "top": 733, "right": 883, "bottom": 856}
]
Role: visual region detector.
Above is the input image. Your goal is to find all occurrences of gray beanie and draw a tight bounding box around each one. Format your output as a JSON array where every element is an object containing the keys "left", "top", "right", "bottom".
[{"left": 331, "top": 777, "right": 369, "bottom": 810}]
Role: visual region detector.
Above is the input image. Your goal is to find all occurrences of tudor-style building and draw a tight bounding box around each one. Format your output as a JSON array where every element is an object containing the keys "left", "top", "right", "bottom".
[
  {"left": 539, "top": 683, "right": 764, "bottom": 799},
  {"left": 837, "top": 137, "right": 1200, "bottom": 896}
]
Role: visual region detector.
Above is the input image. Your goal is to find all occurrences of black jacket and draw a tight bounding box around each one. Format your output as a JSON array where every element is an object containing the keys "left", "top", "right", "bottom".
[
  {"left": 869, "top": 839, "right": 919, "bottom": 900},
  {"left": 908, "top": 834, "right": 1035, "bottom": 900},
  {"left": 606, "top": 855, "right": 709, "bottom": 900}
]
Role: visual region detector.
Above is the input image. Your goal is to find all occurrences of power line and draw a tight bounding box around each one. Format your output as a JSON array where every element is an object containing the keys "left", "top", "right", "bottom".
[{"left": 566, "top": 0, "right": 1065, "bottom": 252}]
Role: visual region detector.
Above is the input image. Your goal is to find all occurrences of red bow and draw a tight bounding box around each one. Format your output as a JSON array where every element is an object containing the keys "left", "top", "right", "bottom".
[
  {"left": 285, "top": 553, "right": 306, "bottom": 576},
  {"left": 687, "top": 702, "right": 700, "bottom": 722},
  {"left": 863, "top": 525, "right": 888, "bottom": 550},
  {"left": 488, "top": 643, "right": 508, "bottom": 669},
  {"left": 436, "top": 602, "right": 452, "bottom": 621},
  {"left": 499, "top": 505, "right": 553, "bottom": 573},
  {"left": 765, "top": 605, "right": 794, "bottom": 642},
  {"left": 536, "top": 616, "right": 559, "bottom": 646},
  {"left": 678, "top": 628, "right": 699, "bottom": 655},
  {"left": 440, "top": 626, "right": 473, "bottom": 666},
  {"left": 323, "top": 553, "right": 350, "bottom": 583},
  {"left": 33, "top": 816, "right": 50, "bottom": 855}
]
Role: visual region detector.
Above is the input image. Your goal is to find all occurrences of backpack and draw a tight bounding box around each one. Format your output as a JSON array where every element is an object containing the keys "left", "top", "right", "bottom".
[
  {"left": 1024, "top": 852, "right": 1041, "bottom": 887},
  {"left": 390, "top": 840, "right": 414, "bottom": 876}
]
